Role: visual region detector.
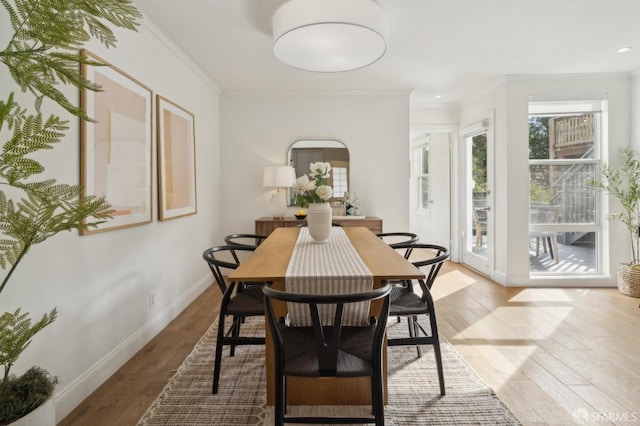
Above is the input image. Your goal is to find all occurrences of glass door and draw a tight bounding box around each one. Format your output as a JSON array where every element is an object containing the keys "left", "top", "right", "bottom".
[{"left": 461, "top": 121, "right": 493, "bottom": 275}]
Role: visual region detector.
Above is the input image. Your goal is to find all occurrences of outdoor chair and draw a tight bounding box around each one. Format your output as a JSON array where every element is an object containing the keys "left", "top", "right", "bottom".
[{"left": 529, "top": 204, "right": 561, "bottom": 264}]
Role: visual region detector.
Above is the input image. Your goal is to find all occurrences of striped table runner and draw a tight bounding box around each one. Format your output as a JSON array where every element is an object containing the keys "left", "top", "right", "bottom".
[{"left": 285, "top": 227, "right": 374, "bottom": 326}]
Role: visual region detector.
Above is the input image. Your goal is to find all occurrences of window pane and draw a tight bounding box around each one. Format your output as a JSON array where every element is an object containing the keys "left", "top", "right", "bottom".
[
  {"left": 529, "top": 112, "right": 597, "bottom": 160},
  {"left": 472, "top": 134, "right": 487, "bottom": 191},
  {"left": 420, "top": 176, "right": 429, "bottom": 209},
  {"left": 332, "top": 167, "right": 348, "bottom": 196},
  {"left": 529, "top": 163, "right": 596, "bottom": 224},
  {"left": 529, "top": 101, "right": 603, "bottom": 276},
  {"left": 530, "top": 231, "right": 597, "bottom": 274},
  {"left": 421, "top": 145, "right": 429, "bottom": 175}
]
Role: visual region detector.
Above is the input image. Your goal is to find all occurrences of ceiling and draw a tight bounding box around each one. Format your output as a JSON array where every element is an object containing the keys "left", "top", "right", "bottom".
[{"left": 132, "top": 0, "right": 640, "bottom": 105}]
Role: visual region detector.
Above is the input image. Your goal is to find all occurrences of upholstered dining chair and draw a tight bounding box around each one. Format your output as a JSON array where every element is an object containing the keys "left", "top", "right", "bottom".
[
  {"left": 202, "top": 245, "right": 266, "bottom": 394},
  {"left": 385, "top": 243, "right": 449, "bottom": 396},
  {"left": 263, "top": 283, "right": 392, "bottom": 426}
]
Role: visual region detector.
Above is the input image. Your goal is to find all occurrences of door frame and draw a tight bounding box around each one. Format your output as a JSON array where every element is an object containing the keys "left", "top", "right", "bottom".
[
  {"left": 409, "top": 125, "right": 455, "bottom": 249},
  {"left": 457, "top": 113, "right": 495, "bottom": 277}
]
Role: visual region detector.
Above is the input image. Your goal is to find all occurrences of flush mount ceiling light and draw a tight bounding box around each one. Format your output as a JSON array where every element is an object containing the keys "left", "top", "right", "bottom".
[{"left": 272, "top": 0, "right": 387, "bottom": 73}]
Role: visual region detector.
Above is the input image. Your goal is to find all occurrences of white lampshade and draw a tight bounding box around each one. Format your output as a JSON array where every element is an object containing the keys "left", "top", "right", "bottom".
[
  {"left": 263, "top": 165, "right": 295, "bottom": 219},
  {"left": 263, "top": 165, "right": 296, "bottom": 188},
  {"left": 272, "top": 0, "right": 387, "bottom": 73}
]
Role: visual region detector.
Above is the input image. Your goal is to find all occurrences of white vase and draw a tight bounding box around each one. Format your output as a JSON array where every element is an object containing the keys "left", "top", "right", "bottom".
[{"left": 306, "top": 202, "right": 332, "bottom": 243}]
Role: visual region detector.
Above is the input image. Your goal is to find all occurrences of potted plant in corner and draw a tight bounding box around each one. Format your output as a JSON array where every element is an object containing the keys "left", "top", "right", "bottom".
[
  {"left": 0, "top": 1, "right": 142, "bottom": 424},
  {"left": 590, "top": 148, "right": 640, "bottom": 298}
]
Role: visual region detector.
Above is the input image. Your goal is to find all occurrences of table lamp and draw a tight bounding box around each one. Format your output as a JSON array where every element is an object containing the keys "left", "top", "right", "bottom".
[{"left": 263, "top": 165, "right": 295, "bottom": 219}]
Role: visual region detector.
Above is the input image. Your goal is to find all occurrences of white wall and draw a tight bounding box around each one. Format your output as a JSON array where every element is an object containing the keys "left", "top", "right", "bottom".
[
  {"left": 220, "top": 91, "right": 411, "bottom": 235},
  {"left": 632, "top": 72, "right": 640, "bottom": 150},
  {"left": 0, "top": 17, "right": 221, "bottom": 421},
  {"left": 460, "top": 74, "right": 631, "bottom": 287}
]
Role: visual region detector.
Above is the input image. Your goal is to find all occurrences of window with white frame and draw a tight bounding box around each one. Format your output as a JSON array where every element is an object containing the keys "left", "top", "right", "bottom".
[
  {"left": 332, "top": 165, "right": 348, "bottom": 197},
  {"left": 528, "top": 100, "right": 606, "bottom": 275},
  {"left": 414, "top": 141, "right": 430, "bottom": 210}
]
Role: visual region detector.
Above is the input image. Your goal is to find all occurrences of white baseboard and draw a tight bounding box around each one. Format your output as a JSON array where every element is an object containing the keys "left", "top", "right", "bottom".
[{"left": 53, "top": 274, "right": 211, "bottom": 422}]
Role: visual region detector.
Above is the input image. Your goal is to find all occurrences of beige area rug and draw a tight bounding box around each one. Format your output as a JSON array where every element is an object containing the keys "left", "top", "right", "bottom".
[{"left": 138, "top": 317, "right": 521, "bottom": 425}]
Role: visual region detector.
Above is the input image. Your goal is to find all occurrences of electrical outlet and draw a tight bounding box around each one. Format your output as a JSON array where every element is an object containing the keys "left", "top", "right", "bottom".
[{"left": 148, "top": 292, "right": 155, "bottom": 308}]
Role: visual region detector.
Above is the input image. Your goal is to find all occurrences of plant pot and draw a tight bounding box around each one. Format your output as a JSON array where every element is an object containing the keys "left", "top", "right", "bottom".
[
  {"left": 306, "top": 202, "right": 332, "bottom": 243},
  {"left": 616, "top": 263, "right": 640, "bottom": 298},
  {"left": 10, "top": 397, "right": 55, "bottom": 426}
]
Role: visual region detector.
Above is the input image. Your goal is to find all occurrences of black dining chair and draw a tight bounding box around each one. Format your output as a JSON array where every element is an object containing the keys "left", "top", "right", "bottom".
[
  {"left": 295, "top": 222, "right": 343, "bottom": 227},
  {"left": 385, "top": 243, "right": 449, "bottom": 396},
  {"left": 224, "top": 233, "right": 267, "bottom": 248},
  {"left": 263, "top": 283, "right": 392, "bottom": 426},
  {"left": 377, "top": 232, "right": 420, "bottom": 323},
  {"left": 376, "top": 232, "right": 419, "bottom": 259},
  {"left": 202, "top": 245, "right": 266, "bottom": 394}
]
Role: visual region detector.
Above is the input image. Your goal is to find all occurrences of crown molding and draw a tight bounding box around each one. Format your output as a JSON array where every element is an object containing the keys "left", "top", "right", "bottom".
[
  {"left": 221, "top": 88, "right": 412, "bottom": 97},
  {"left": 140, "top": 16, "right": 220, "bottom": 93}
]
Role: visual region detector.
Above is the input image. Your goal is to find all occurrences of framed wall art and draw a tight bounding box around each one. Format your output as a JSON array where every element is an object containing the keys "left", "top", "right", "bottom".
[
  {"left": 156, "top": 95, "right": 197, "bottom": 221},
  {"left": 80, "top": 50, "right": 153, "bottom": 234}
]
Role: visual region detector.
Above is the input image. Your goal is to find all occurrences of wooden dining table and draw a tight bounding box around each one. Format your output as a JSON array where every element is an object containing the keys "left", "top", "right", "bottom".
[{"left": 227, "top": 226, "right": 424, "bottom": 405}]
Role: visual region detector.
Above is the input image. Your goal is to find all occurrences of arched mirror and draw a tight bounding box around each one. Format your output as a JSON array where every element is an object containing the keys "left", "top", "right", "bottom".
[{"left": 287, "top": 140, "right": 350, "bottom": 206}]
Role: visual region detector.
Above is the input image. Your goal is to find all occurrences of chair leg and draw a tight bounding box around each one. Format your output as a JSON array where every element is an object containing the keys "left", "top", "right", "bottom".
[
  {"left": 371, "top": 371, "right": 385, "bottom": 426},
  {"left": 551, "top": 233, "right": 560, "bottom": 264},
  {"left": 413, "top": 316, "right": 422, "bottom": 358},
  {"left": 371, "top": 365, "right": 384, "bottom": 426},
  {"left": 230, "top": 317, "right": 241, "bottom": 357},
  {"left": 212, "top": 313, "right": 227, "bottom": 394},
  {"left": 275, "top": 373, "right": 285, "bottom": 426},
  {"left": 427, "top": 312, "right": 445, "bottom": 396},
  {"left": 406, "top": 316, "right": 415, "bottom": 338}
]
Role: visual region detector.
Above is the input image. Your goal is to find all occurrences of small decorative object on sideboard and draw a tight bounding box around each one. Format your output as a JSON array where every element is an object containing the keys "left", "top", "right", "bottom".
[
  {"left": 353, "top": 191, "right": 360, "bottom": 215},
  {"left": 295, "top": 209, "right": 307, "bottom": 220},
  {"left": 345, "top": 192, "right": 355, "bottom": 216}
]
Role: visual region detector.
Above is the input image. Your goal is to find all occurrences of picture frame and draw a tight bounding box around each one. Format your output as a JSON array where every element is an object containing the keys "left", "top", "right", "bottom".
[
  {"left": 156, "top": 95, "right": 197, "bottom": 221},
  {"left": 80, "top": 49, "right": 153, "bottom": 234}
]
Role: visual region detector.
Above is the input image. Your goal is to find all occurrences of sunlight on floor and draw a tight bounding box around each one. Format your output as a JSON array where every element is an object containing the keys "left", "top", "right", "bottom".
[{"left": 508, "top": 288, "right": 575, "bottom": 302}]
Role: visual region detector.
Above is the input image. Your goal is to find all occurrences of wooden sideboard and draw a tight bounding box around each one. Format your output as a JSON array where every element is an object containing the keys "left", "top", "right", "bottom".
[{"left": 255, "top": 216, "right": 383, "bottom": 235}]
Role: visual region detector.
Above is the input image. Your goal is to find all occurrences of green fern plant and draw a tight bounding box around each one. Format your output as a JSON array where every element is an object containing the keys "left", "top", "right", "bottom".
[
  {"left": 0, "top": 0, "right": 142, "bottom": 419},
  {"left": 0, "top": 309, "right": 57, "bottom": 382}
]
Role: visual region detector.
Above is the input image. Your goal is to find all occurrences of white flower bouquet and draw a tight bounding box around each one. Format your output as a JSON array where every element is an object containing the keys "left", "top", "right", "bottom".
[{"left": 292, "top": 162, "right": 334, "bottom": 208}]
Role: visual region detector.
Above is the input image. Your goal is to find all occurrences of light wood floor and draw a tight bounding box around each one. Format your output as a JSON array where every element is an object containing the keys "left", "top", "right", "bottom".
[{"left": 59, "top": 262, "right": 640, "bottom": 426}]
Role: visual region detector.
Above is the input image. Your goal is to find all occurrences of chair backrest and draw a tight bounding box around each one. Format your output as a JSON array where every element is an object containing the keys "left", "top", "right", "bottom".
[
  {"left": 224, "top": 233, "right": 267, "bottom": 248},
  {"left": 376, "top": 232, "right": 419, "bottom": 258},
  {"left": 263, "top": 283, "right": 392, "bottom": 376},
  {"left": 202, "top": 245, "right": 255, "bottom": 294},
  {"left": 295, "top": 222, "right": 343, "bottom": 227},
  {"left": 223, "top": 234, "right": 267, "bottom": 263},
  {"left": 393, "top": 243, "right": 449, "bottom": 291},
  {"left": 529, "top": 204, "right": 560, "bottom": 224}
]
